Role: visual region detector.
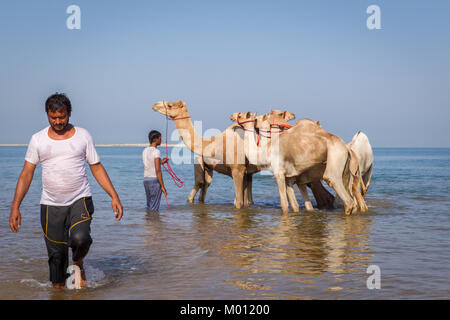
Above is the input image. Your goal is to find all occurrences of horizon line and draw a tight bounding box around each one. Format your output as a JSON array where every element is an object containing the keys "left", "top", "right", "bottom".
[
  {"left": 0, "top": 143, "right": 185, "bottom": 147},
  {"left": 0, "top": 144, "right": 449, "bottom": 149}
]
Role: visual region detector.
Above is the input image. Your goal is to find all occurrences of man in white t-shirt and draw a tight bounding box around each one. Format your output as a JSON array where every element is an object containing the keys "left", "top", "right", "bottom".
[
  {"left": 9, "top": 93, "right": 123, "bottom": 289},
  {"left": 143, "top": 130, "right": 168, "bottom": 211}
]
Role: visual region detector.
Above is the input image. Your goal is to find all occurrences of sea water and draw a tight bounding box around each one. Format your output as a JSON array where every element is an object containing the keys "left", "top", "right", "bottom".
[{"left": 0, "top": 146, "right": 449, "bottom": 299}]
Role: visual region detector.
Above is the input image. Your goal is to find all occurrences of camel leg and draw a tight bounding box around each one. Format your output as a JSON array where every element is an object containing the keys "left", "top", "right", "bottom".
[
  {"left": 231, "top": 168, "right": 245, "bottom": 209},
  {"left": 347, "top": 149, "right": 367, "bottom": 212},
  {"left": 286, "top": 178, "right": 299, "bottom": 212},
  {"left": 274, "top": 172, "right": 289, "bottom": 215},
  {"left": 324, "top": 176, "right": 354, "bottom": 215},
  {"left": 361, "top": 164, "right": 373, "bottom": 198},
  {"left": 188, "top": 185, "right": 200, "bottom": 203},
  {"left": 323, "top": 148, "right": 356, "bottom": 215},
  {"left": 308, "top": 181, "right": 335, "bottom": 209},
  {"left": 243, "top": 173, "right": 250, "bottom": 207},
  {"left": 349, "top": 159, "right": 368, "bottom": 213},
  {"left": 198, "top": 185, "right": 206, "bottom": 203},
  {"left": 247, "top": 174, "right": 254, "bottom": 205},
  {"left": 188, "top": 161, "right": 204, "bottom": 203},
  {"left": 297, "top": 183, "right": 314, "bottom": 211},
  {"left": 198, "top": 167, "right": 213, "bottom": 203},
  {"left": 352, "top": 175, "right": 368, "bottom": 212}
]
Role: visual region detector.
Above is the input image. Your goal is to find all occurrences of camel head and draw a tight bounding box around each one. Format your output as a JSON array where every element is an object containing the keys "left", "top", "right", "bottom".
[
  {"left": 267, "top": 109, "right": 296, "bottom": 131},
  {"left": 152, "top": 100, "right": 189, "bottom": 119},
  {"left": 255, "top": 114, "right": 272, "bottom": 131},
  {"left": 269, "top": 109, "right": 296, "bottom": 121},
  {"left": 230, "top": 112, "right": 257, "bottom": 130}
]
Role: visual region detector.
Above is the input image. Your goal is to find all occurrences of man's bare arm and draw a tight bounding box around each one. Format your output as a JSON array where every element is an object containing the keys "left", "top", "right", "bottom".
[
  {"left": 154, "top": 157, "right": 167, "bottom": 198},
  {"left": 89, "top": 162, "right": 123, "bottom": 221},
  {"left": 10, "top": 161, "right": 36, "bottom": 233}
]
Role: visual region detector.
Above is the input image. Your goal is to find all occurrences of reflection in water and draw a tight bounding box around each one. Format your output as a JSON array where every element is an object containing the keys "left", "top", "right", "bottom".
[
  {"left": 182, "top": 204, "right": 374, "bottom": 297},
  {"left": 325, "top": 215, "right": 373, "bottom": 275}
]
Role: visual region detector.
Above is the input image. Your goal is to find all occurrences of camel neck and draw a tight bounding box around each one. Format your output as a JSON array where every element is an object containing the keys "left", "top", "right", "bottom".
[
  {"left": 171, "top": 117, "right": 214, "bottom": 156},
  {"left": 243, "top": 128, "right": 270, "bottom": 167}
]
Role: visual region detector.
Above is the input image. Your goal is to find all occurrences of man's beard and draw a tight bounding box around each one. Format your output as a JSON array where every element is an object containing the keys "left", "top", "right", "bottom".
[{"left": 51, "top": 123, "right": 68, "bottom": 133}]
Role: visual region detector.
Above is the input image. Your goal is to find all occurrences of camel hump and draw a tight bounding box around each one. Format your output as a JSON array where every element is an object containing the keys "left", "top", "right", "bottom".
[{"left": 352, "top": 131, "right": 369, "bottom": 143}]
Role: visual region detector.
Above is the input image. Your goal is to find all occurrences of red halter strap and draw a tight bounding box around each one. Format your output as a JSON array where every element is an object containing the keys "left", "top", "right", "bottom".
[
  {"left": 161, "top": 101, "right": 185, "bottom": 209},
  {"left": 162, "top": 101, "right": 191, "bottom": 121},
  {"left": 236, "top": 112, "right": 256, "bottom": 126},
  {"left": 270, "top": 123, "right": 292, "bottom": 131},
  {"left": 168, "top": 116, "right": 191, "bottom": 121}
]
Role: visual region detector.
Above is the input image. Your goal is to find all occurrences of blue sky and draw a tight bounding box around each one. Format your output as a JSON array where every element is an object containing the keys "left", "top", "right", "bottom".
[{"left": 0, "top": 0, "right": 449, "bottom": 146}]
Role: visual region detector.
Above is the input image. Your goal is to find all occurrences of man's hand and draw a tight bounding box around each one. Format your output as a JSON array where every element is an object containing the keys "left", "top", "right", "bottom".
[
  {"left": 161, "top": 186, "right": 167, "bottom": 198},
  {"left": 90, "top": 163, "right": 123, "bottom": 222},
  {"left": 112, "top": 197, "right": 123, "bottom": 221},
  {"left": 9, "top": 161, "right": 36, "bottom": 233},
  {"left": 161, "top": 157, "right": 169, "bottom": 165},
  {"left": 9, "top": 206, "right": 22, "bottom": 233}
]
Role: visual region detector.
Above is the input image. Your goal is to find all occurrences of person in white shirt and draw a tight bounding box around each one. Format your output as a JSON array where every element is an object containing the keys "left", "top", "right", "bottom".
[
  {"left": 9, "top": 93, "right": 123, "bottom": 289},
  {"left": 142, "top": 130, "right": 168, "bottom": 211}
]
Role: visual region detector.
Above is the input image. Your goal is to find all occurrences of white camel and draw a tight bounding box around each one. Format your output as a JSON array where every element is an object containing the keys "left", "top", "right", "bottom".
[{"left": 348, "top": 131, "right": 374, "bottom": 198}]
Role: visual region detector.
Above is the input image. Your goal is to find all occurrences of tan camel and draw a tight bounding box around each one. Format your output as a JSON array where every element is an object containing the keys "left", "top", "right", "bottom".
[
  {"left": 264, "top": 111, "right": 335, "bottom": 211},
  {"left": 231, "top": 112, "right": 336, "bottom": 212},
  {"left": 152, "top": 100, "right": 264, "bottom": 208},
  {"left": 233, "top": 112, "right": 363, "bottom": 215},
  {"left": 263, "top": 114, "right": 368, "bottom": 213}
]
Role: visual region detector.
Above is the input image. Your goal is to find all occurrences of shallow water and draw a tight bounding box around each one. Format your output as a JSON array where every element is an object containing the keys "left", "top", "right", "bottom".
[{"left": 0, "top": 147, "right": 449, "bottom": 299}]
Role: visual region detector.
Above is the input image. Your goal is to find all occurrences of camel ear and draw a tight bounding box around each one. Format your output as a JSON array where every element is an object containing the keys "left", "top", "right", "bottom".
[
  {"left": 288, "top": 112, "right": 296, "bottom": 120},
  {"left": 180, "top": 101, "right": 186, "bottom": 108},
  {"left": 316, "top": 120, "right": 321, "bottom": 126},
  {"left": 245, "top": 111, "right": 251, "bottom": 118},
  {"left": 262, "top": 114, "right": 268, "bottom": 121},
  {"left": 230, "top": 113, "right": 237, "bottom": 121},
  {"left": 252, "top": 112, "right": 257, "bottom": 118},
  {"left": 270, "top": 108, "right": 273, "bottom": 114}
]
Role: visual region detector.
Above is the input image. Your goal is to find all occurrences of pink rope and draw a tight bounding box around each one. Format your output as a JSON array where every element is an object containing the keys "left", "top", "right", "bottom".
[{"left": 161, "top": 101, "right": 185, "bottom": 210}]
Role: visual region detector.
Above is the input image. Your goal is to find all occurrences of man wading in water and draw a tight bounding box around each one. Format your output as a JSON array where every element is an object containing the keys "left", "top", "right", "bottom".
[
  {"left": 143, "top": 130, "right": 168, "bottom": 211},
  {"left": 9, "top": 93, "right": 123, "bottom": 289}
]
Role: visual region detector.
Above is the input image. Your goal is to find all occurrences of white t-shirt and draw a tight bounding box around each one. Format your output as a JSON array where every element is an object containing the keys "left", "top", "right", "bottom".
[
  {"left": 142, "top": 146, "right": 161, "bottom": 178},
  {"left": 25, "top": 126, "right": 100, "bottom": 206}
]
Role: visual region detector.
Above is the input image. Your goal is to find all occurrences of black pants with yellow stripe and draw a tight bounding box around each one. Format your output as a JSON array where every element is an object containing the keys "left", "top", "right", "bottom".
[{"left": 40, "top": 197, "right": 94, "bottom": 284}]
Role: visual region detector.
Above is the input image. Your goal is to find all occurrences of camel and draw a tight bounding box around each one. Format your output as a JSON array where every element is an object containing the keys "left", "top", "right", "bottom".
[
  {"left": 348, "top": 131, "right": 374, "bottom": 198},
  {"left": 261, "top": 114, "right": 368, "bottom": 213},
  {"left": 232, "top": 112, "right": 364, "bottom": 215},
  {"left": 231, "top": 112, "right": 337, "bottom": 212},
  {"left": 257, "top": 111, "right": 335, "bottom": 211},
  {"left": 152, "top": 101, "right": 295, "bottom": 208}
]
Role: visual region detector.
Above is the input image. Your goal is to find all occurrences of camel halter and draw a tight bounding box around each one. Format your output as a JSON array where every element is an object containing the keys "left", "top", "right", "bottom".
[
  {"left": 235, "top": 113, "right": 291, "bottom": 147},
  {"left": 162, "top": 100, "right": 191, "bottom": 121},
  {"left": 269, "top": 113, "right": 292, "bottom": 131},
  {"left": 236, "top": 112, "right": 256, "bottom": 126},
  {"left": 257, "top": 114, "right": 292, "bottom": 146},
  {"left": 236, "top": 113, "right": 269, "bottom": 146}
]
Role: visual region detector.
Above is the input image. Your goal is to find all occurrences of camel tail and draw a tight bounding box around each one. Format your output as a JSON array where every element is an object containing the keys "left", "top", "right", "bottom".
[{"left": 361, "top": 163, "right": 373, "bottom": 197}]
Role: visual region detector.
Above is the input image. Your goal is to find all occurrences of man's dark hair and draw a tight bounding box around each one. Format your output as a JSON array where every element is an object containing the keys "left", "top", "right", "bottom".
[
  {"left": 148, "top": 130, "right": 161, "bottom": 144},
  {"left": 45, "top": 93, "right": 72, "bottom": 114}
]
